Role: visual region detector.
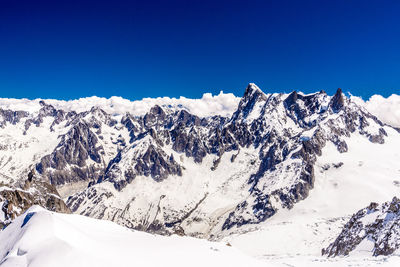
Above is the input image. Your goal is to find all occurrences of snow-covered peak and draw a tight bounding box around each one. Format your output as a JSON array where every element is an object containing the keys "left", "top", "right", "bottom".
[
  {"left": 246, "top": 83, "right": 264, "bottom": 95},
  {"left": 329, "top": 88, "right": 345, "bottom": 113},
  {"left": 242, "top": 83, "right": 268, "bottom": 102},
  {"left": 231, "top": 83, "right": 269, "bottom": 122}
]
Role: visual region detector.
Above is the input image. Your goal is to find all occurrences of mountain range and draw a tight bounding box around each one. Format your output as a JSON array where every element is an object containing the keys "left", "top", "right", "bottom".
[{"left": 1, "top": 84, "right": 400, "bottom": 266}]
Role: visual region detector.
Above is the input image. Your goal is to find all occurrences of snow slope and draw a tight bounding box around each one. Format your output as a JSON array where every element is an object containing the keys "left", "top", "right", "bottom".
[
  {"left": 223, "top": 127, "right": 400, "bottom": 265},
  {"left": 0, "top": 206, "right": 266, "bottom": 267},
  {"left": 0, "top": 117, "right": 70, "bottom": 183}
]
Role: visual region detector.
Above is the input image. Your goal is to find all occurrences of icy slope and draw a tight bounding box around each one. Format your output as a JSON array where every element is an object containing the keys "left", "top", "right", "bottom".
[{"left": 0, "top": 206, "right": 265, "bottom": 267}]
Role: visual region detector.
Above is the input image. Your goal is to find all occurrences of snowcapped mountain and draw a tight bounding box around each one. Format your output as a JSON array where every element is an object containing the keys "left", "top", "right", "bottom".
[
  {"left": 1, "top": 84, "right": 400, "bottom": 266},
  {"left": 0, "top": 206, "right": 264, "bottom": 267},
  {"left": 65, "top": 84, "right": 399, "bottom": 239}
]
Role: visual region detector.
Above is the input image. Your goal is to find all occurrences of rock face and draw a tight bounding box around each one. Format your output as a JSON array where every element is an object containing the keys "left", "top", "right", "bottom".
[
  {"left": 0, "top": 109, "right": 28, "bottom": 128},
  {"left": 323, "top": 197, "right": 400, "bottom": 257},
  {"left": 0, "top": 83, "right": 399, "bottom": 238},
  {"left": 0, "top": 171, "right": 70, "bottom": 229},
  {"left": 36, "top": 122, "right": 104, "bottom": 186},
  {"left": 101, "top": 134, "right": 183, "bottom": 191}
]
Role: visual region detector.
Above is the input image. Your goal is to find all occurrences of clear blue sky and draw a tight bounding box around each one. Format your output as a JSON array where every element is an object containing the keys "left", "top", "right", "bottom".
[{"left": 1, "top": 0, "right": 399, "bottom": 100}]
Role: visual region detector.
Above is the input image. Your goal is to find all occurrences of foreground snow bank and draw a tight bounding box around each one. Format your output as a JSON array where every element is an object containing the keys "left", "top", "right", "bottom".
[{"left": 0, "top": 206, "right": 266, "bottom": 267}]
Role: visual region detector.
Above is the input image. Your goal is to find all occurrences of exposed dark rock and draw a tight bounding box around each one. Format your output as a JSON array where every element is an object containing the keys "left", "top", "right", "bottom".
[
  {"left": 333, "top": 162, "right": 344, "bottom": 168},
  {"left": 222, "top": 194, "right": 276, "bottom": 230},
  {"left": 102, "top": 133, "right": 183, "bottom": 191},
  {"left": 36, "top": 122, "right": 104, "bottom": 185},
  {"left": 323, "top": 197, "right": 400, "bottom": 257},
  {"left": 0, "top": 171, "right": 70, "bottom": 229},
  {"left": 231, "top": 83, "right": 267, "bottom": 121},
  {"left": 135, "top": 144, "right": 182, "bottom": 182},
  {"left": 144, "top": 105, "right": 167, "bottom": 129},
  {"left": 368, "top": 128, "right": 387, "bottom": 144},
  {"left": 0, "top": 109, "right": 29, "bottom": 128},
  {"left": 330, "top": 88, "right": 344, "bottom": 112}
]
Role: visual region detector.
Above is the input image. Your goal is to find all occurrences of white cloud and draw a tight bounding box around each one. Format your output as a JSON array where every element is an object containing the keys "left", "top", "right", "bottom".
[
  {"left": 351, "top": 94, "right": 400, "bottom": 128},
  {"left": 2, "top": 91, "right": 399, "bottom": 128},
  {"left": 0, "top": 91, "right": 241, "bottom": 118}
]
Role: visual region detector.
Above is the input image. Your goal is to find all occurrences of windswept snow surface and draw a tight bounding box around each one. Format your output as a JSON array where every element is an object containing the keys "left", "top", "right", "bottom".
[
  {"left": 0, "top": 206, "right": 266, "bottom": 267},
  {"left": 2, "top": 207, "right": 400, "bottom": 267}
]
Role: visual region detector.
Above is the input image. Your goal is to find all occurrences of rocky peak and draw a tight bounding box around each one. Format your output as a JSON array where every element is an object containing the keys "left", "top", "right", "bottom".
[
  {"left": 283, "top": 90, "right": 329, "bottom": 128},
  {"left": 38, "top": 100, "right": 59, "bottom": 117},
  {"left": 89, "top": 106, "right": 108, "bottom": 118},
  {"left": 283, "top": 91, "right": 299, "bottom": 108},
  {"left": 231, "top": 83, "right": 268, "bottom": 122},
  {"left": 144, "top": 105, "right": 167, "bottom": 129},
  {"left": 244, "top": 83, "right": 264, "bottom": 95},
  {"left": 23, "top": 101, "right": 67, "bottom": 132},
  {"left": 175, "top": 110, "right": 201, "bottom": 127},
  {"left": 101, "top": 134, "right": 183, "bottom": 190},
  {"left": 330, "top": 88, "right": 345, "bottom": 113},
  {"left": 83, "top": 106, "right": 117, "bottom": 128}
]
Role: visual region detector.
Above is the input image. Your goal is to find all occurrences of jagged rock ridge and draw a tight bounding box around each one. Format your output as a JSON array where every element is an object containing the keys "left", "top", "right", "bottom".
[
  {"left": 0, "top": 171, "right": 70, "bottom": 229},
  {"left": 323, "top": 197, "right": 400, "bottom": 257}
]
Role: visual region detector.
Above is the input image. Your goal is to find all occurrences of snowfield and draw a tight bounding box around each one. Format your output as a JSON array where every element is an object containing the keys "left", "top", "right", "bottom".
[
  {"left": 0, "top": 206, "right": 266, "bottom": 267},
  {"left": 2, "top": 207, "right": 400, "bottom": 267}
]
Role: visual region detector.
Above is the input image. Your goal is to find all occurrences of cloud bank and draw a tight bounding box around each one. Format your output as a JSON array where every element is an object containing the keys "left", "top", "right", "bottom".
[
  {"left": 351, "top": 94, "right": 400, "bottom": 128},
  {"left": 1, "top": 91, "right": 399, "bottom": 128},
  {"left": 0, "top": 92, "right": 241, "bottom": 118}
]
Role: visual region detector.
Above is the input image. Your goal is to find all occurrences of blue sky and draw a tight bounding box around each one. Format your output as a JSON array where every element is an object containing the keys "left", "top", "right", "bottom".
[{"left": 0, "top": 0, "right": 399, "bottom": 100}]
